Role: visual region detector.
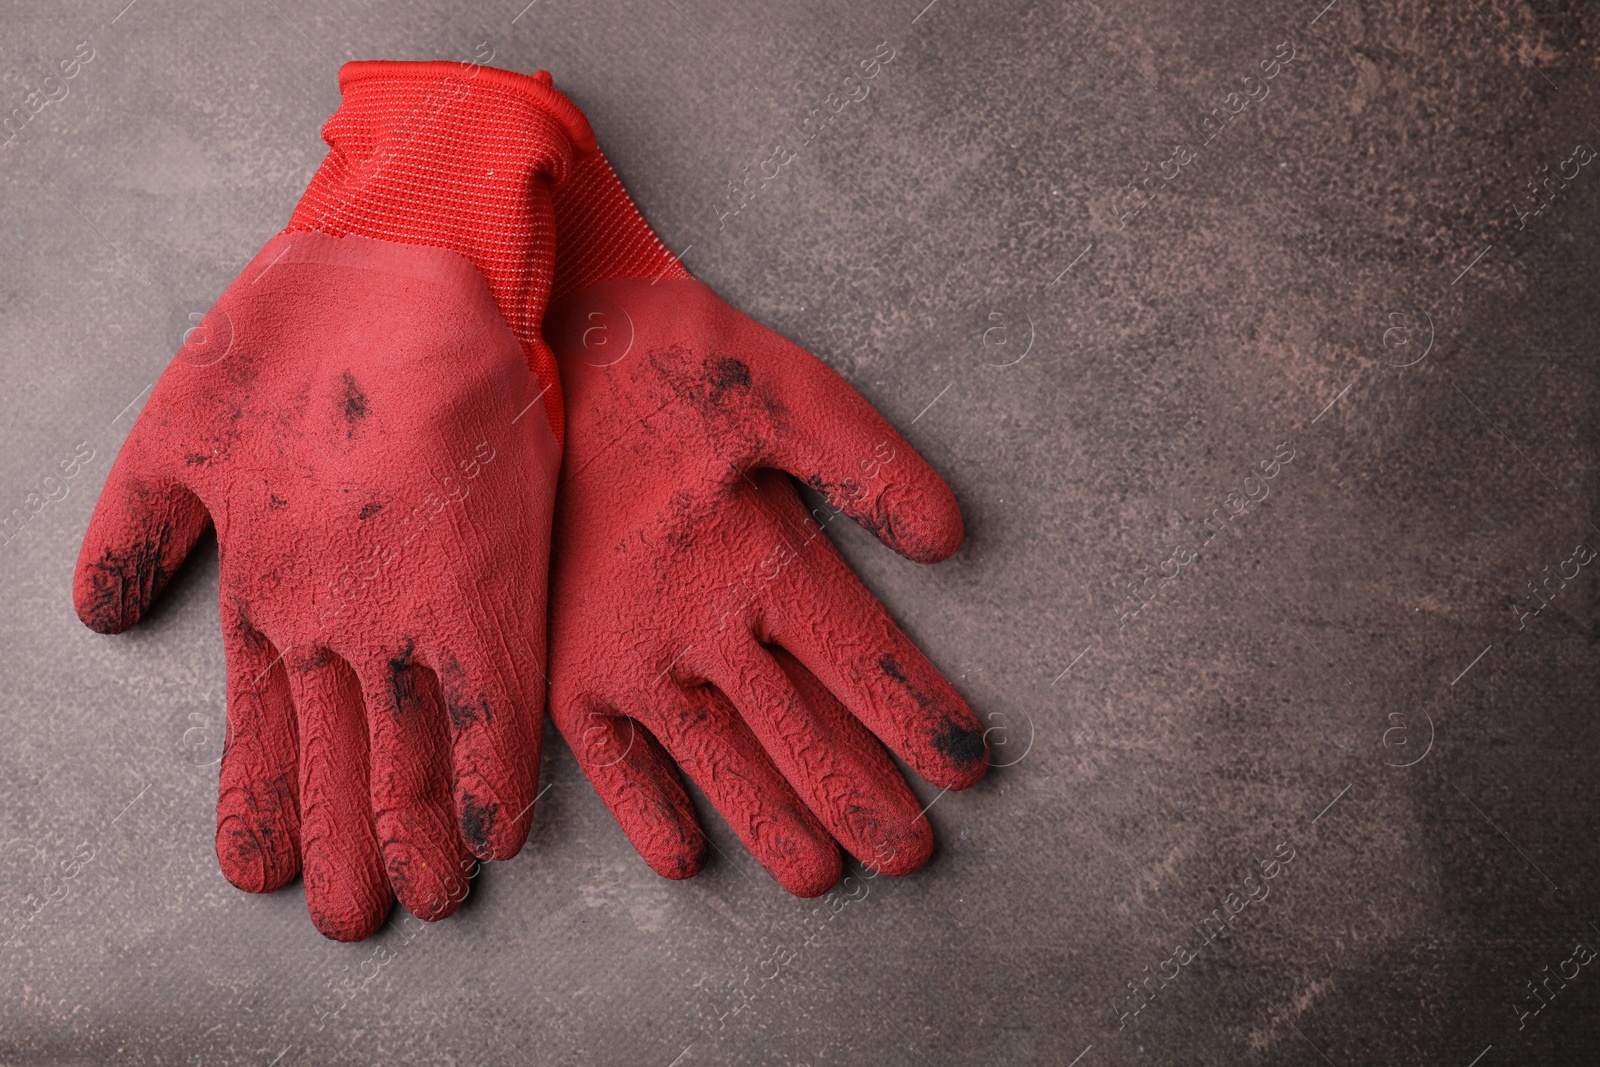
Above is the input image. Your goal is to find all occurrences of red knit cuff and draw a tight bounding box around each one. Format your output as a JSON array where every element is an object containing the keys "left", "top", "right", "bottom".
[
  {"left": 288, "top": 60, "right": 591, "bottom": 444},
  {"left": 551, "top": 148, "right": 692, "bottom": 302},
  {"left": 337, "top": 61, "right": 597, "bottom": 161}
]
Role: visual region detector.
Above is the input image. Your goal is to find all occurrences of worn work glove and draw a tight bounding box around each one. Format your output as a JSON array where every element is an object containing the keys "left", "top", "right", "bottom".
[
  {"left": 73, "top": 61, "right": 593, "bottom": 940},
  {"left": 543, "top": 137, "right": 988, "bottom": 896}
]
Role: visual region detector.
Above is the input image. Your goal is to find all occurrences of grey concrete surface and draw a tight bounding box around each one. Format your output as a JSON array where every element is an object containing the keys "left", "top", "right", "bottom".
[{"left": 2, "top": 0, "right": 1599, "bottom": 1063}]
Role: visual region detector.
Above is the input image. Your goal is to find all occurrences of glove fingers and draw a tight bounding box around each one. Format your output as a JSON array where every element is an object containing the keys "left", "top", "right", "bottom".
[
  {"left": 765, "top": 537, "right": 988, "bottom": 791},
  {"left": 285, "top": 649, "right": 392, "bottom": 942},
  {"left": 704, "top": 644, "right": 931, "bottom": 876},
  {"left": 764, "top": 338, "right": 963, "bottom": 563},
  {"left": 651, "top": 684, "right": 841, "bottom": 898},
  {"left": 555, "top": 699, "right": 708, "bottom": 880},
  {"left": 359, "top": 647, "right": 475, "bottom": 923},
  {"left": 73, "top": 438, "right": 209, "bottom": 634},
  {"left": 215, "top": 601, "right": 301, "bottom": 894},
  {"left": 773, "top": 645, "right": 933, "bottom": 875},
  {"left": 430, "top": 637, "right": 541, "bottom": 862}
]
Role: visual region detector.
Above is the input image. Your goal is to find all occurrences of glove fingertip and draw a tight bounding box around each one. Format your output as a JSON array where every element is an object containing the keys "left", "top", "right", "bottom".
[
  {"left": 73, "top": 480, "right": 209, "bottom": 633},
  {"left": 304, "top": 866, "right": 393, "bottom": 941},
  {"left": 865, "top": 819, "right": 935, "bottom": 877},
  {"left": 899, "top": 702, "right": 989, "bottom": 793},
  {"left": 774, "top": 843, "right": 843, "bottom": 899},
  {"left": 933, "top": 715, "right": 990, "bottom": 789},
  {"left": 216, "top": 811, "right": 301, "bottom": 894},
  {"left": 464, "top": 821, "right": 527, "bottom": 863},
  {"left": 405, "top": 888, "right": 467, "bottom": 924},
  {"left": 311, "top": 900, "right": 391, "bottom": 943},
  {"left": 382, "top": 836, "right": 475, "bottom": 925},
  {"left": 613, "top": 779, "right": 710, "bottom": 880},
  {"left": 637, "top": 825, "right": 709, "bottom": 881},
  {"left": 73, "top": 546, "right": 154, "bottom": 634},
  {"left": 884, "top": 481, "right": 964, "bottom": 564},
  {"left": 457, "top": 779, "right": 536, "bottom": 861}
]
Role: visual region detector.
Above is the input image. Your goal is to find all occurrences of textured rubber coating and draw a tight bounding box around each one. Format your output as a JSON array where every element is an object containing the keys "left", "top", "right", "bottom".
[
  {"left": 543, "top": 154, "right": 988, "bottom": 895},
  {"left": 75, "top": 229, "right": 559, "bottom": 941}
]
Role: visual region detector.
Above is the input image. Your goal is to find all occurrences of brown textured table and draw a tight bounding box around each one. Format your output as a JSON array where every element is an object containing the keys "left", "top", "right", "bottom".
[{"left": 2, "top": 1, "right": 1598, "bottom": 1064}]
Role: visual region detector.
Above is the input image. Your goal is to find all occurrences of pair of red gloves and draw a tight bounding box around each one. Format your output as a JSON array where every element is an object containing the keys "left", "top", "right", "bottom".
[{"left": 74, "top": 62, "right": 986, "bottom": 940}]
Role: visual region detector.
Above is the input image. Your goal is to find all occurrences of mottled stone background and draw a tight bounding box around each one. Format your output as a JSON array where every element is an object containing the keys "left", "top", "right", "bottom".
[{"left": 2, "top": 0, "right": 1599, "bottom": 1064}]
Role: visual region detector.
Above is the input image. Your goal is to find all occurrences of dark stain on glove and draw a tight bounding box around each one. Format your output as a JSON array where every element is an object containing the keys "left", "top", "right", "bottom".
[
  {"left": 388, "top": 638, "right": 418, "bottom": 713},
  {"left": 341, "top": 370, "right": 368, "bottom": 436},
  {"left": 459, "top": 794, "right": 498, "bottom": 856}
]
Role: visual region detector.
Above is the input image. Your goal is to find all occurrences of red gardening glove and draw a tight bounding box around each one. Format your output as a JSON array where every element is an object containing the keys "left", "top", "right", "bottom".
[
  {"left": 543, "top": 143, "right": 987, "bottom": 897},
  {"left": 73, "top": 62, "right": 594, "bottom": 940}
]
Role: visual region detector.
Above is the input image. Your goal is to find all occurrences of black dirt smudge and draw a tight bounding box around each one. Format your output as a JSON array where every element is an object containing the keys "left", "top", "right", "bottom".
[
  {"left": 674, "top": 836, "right": 708, "bottom": 878},
  {"left": 932, "top": 717, "right": 987, "bottom": 767},
  {"left": 298, "top": 646, "right": 335, "bottom": 671},
  {"left": 663, "top": 490, "right": 698, "bottom": 551},
  {"left": 232, "top": 600, "right": 273, "bottom": 653},
  {"left": 79, "top": 538, "right": 169, "bottom": 634},
  {"left": 341, "top": 371, "right": 367, "bottom": 434},
  {"left": 706, "top": 356, "right": 751, "bottom": 395},
  {"left": 650, "top": 347, "right": 762, "bottom": 422},
  {"left": 357, "top": 502, "right": 384, "bottom": 520},
  {"left": 878, "top": 655, "right": 986, "bottom": 769},
  {"left": 438, "top": 652, "right": 494, "bottom": 729},
  {"left": 460, "top": 795, "right": 498, "bottom": 855},
  {"left": 388, "top": 638, "right": 417, "bottom": 713},
  {"left": 446, "top": 692, "right": 491, "bottom": 730},
  {"left": 804, "top": 474, "right": 897, "bottom": 548}
]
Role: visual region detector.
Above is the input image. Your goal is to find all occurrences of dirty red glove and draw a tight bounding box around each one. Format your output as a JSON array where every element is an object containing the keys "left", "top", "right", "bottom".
[
  {"left": 73, "top": 61, "right": 593, "bottom": 940},
  {"left": 543, "top": 144, "right": 988, "bottom": 896}
]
